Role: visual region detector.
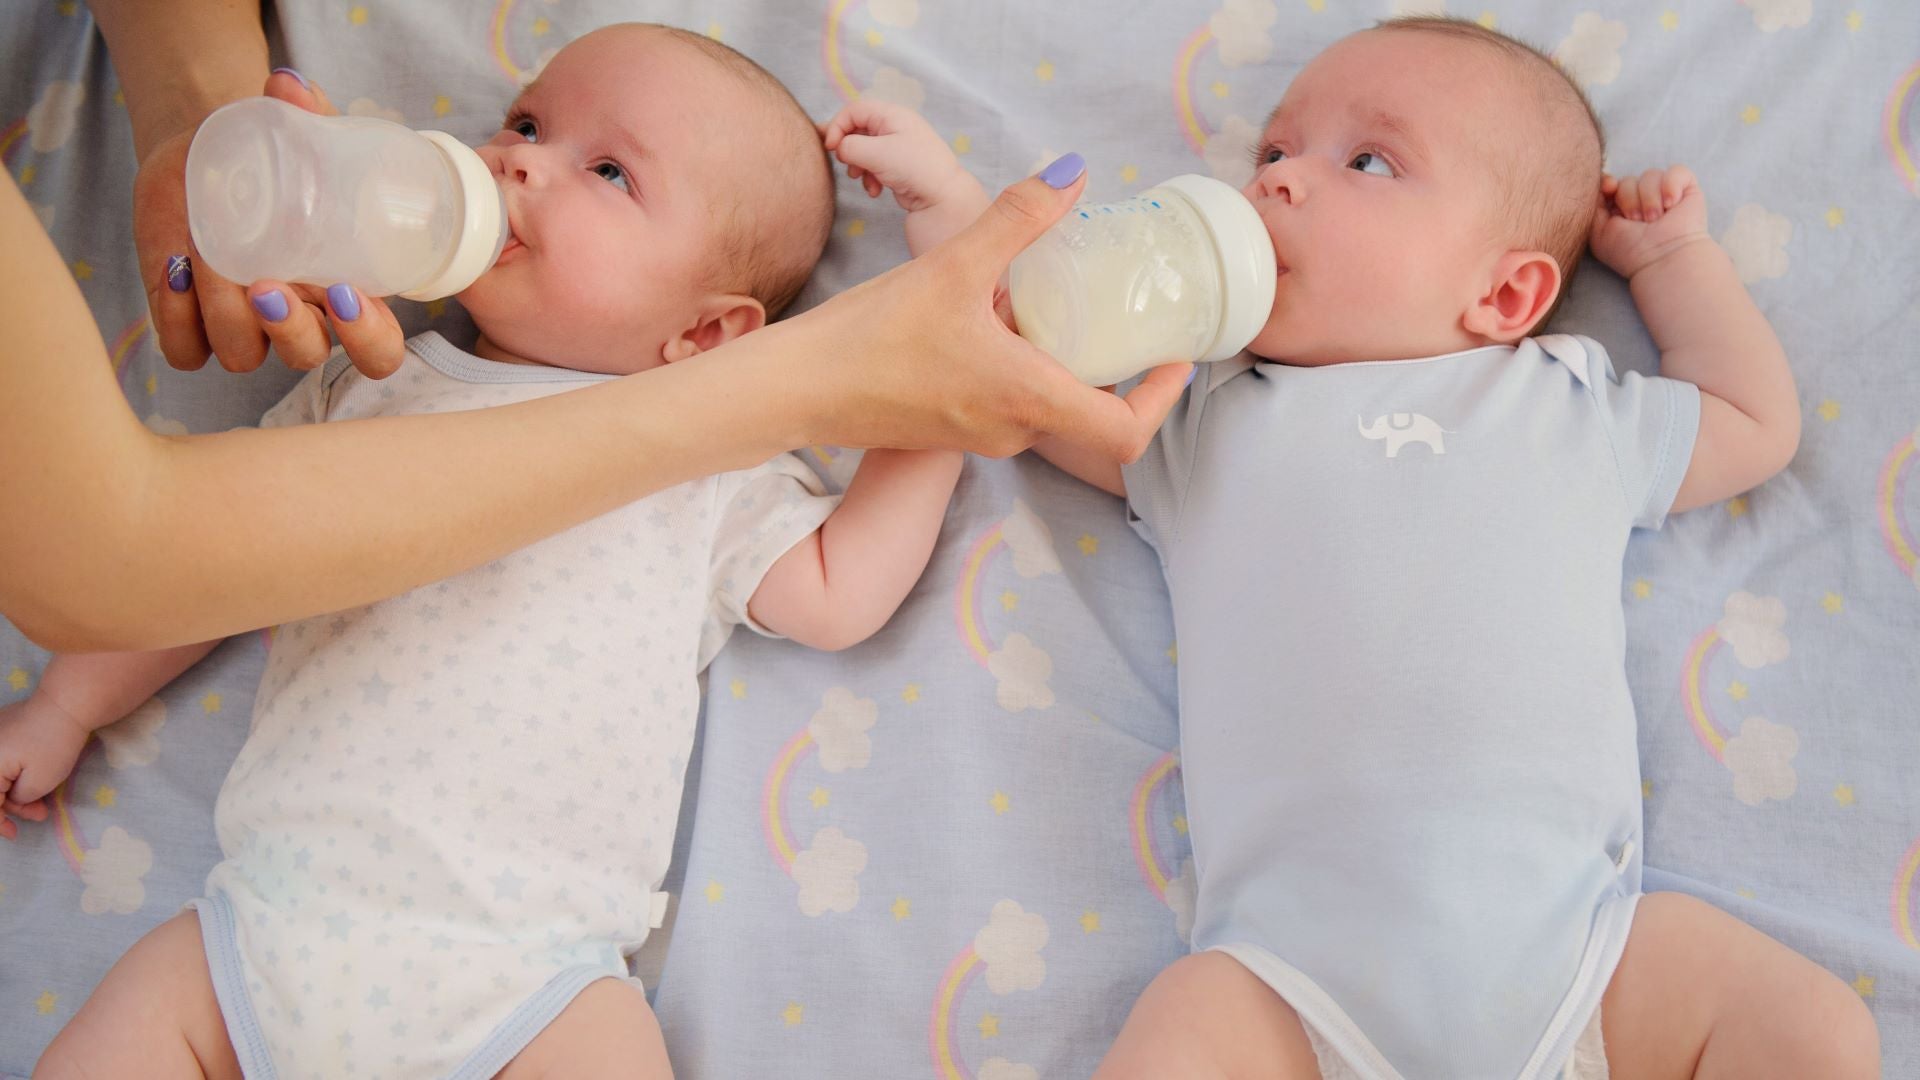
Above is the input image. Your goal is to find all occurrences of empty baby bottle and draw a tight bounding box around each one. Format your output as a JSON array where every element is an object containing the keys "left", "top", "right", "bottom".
[
  {"left": 1008, "top": 174, "right": 1276, "bottom": 386},
  {"left": 185, "top": 96, "right": 505, "bottom": 301}
]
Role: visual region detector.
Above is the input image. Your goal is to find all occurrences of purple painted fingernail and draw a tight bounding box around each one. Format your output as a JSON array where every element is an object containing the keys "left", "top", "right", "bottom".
[
  {"left": 271, "top": 67, "right": 312, "bottom": 91},
  {"left": 1184, "top": 367, "right": 1198, "bottom": 387},
  {"left": 1038, "top": 152, "right": 1086, "bottom": 189},
  {"left": 166, "top": 254, "right": 191, "bottom": 293},
  {"left": 327, "top": 283, "right": 361, "bottom": 322},
  {"left": 251, "top": 289, "right": 289, "bottom": 322}
]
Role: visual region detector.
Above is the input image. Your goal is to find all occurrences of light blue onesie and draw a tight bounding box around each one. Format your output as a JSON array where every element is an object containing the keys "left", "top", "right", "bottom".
[{"left": 1122, "top": 334, "right": 1700, "bottom": 1080}]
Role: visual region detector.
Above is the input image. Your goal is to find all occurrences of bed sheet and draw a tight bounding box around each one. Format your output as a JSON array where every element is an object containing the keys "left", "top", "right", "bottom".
[{"left": 3, "top": 1, "right": 1916, "bottom": 1076}]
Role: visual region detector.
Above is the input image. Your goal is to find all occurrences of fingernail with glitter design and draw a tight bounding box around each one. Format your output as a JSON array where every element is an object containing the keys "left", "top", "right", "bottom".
[
  {"left": 271, "top": 67, "right": 312, "bottom": 91},
  {"left": 1038, "top": 152, "right": 1086, "bottom": 189},
  {"left": 251, "top": 289, "right": 289, "bottom": 322},
  {"left": 166, "top": 254, "right": 192, "bottom": 293},
  {"left": 327, "top": 283, "right": 361, "bottom": 322}
]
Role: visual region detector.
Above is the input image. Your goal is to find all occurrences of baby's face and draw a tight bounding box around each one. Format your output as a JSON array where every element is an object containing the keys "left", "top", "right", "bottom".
[
  {"left": 1239, "top": 31, "right": 1518, "bottom": 365},
  {"left": 459, "top": 27, "right": 766, "bottom": 373}
]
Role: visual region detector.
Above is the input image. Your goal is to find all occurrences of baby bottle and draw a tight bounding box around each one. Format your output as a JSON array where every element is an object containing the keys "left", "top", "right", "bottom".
[
  {"left": 185, "top": 96, "right": 505, "bottom": 301},
  {"left": 1008, "top": 174, "right": 1275, "bottom": 386}
]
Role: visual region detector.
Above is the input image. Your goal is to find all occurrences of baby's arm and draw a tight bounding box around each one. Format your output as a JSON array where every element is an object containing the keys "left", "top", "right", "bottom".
[
  {"left": 824, "top": 100, "right": 989, "bottom": 258},
  {"left": 748, "top": 449, "right": 964, "bottom": 651},
  {"left": 1591, "top": 166, "right": 1800, "bottom": 513},
  {"left": 0, "top": 640, "right": 219, "bottom": 837}
]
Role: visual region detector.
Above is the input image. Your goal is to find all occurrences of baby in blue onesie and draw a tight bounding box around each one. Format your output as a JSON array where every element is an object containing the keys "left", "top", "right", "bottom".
[
  {"left": 824, "top": 14, "right": 1877, "bottom": 1080},
  {"left": 3, "top": 23, "right": 965, "bottom": 1080}
]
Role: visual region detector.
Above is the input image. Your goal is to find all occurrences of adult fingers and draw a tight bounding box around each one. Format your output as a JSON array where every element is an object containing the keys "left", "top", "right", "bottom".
[
  {"left": 265, "top": 67, "right": 340, "bottom": 117},
  {"left": 325, "top": 284, "right": 408, "bottom": 379},
  {"left": 1033, "top": 360, "right": 1192, "bottom": 463},
  {"left": 199, "top": 258, "right": 272, "bottom": 372},
  {"left": 248, "top": 282, "right": 334, "bottom": 371},
  {"left": 149, "top": 252, "right": 214, "bottom": 371}
]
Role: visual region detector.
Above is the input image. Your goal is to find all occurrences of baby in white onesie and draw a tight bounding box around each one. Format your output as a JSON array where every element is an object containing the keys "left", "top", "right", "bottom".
[
  {"left": 3, "top": 23, "right": 962, "bottom": 1080},
  {"left": 823, "top": 14, "right": 1878, "bottom": 1080}
]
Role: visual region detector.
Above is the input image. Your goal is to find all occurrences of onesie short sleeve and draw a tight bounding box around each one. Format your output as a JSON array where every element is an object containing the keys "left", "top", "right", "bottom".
[
  {"left": 1537, "top": 334, "right": 1701, "bottom": 531},
  {"left": 257, "top": 351, "right": 356, "bottom": 429},
  {"left": 1120, "top": 355, "right": 1255, "bottom": 552},
  {"left": 700, "top": 452, "right": 842, "bottom": 667}
]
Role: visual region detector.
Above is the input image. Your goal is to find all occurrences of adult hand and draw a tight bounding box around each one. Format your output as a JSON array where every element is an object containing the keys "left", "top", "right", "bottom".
[
  {"left": 789, "top": 154, "right": 1192, "bottom": 462},
  {"left": 135, "top": 69, "right": 407, "bottom": 379}
]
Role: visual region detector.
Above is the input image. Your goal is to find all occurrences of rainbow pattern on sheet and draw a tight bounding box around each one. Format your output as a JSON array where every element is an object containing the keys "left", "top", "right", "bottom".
[
  {"left": 1679, "top": 628, "right": 1733, "bottom": 760},
  {"left": 823, "top": 0, "right": 868, "bottom": 102},
  {"left": 1130, "top": 752, "right": 1180, "bottom": 903},
  {"left": 1172, "top": 26, "right": 1218, "bottom": 154},
  {"left": 1879, "top": 433, "right": 1916, "bottom": 579},
  {"left": 761, "top": 727, "right": 817, "bottom": 874},
  {"left": 490, "top": 0, "right": 530, "bottom": 83},
  {"left": 1896, "top": 836, "right": 1920, "bottom": 950},
  {"left": 0, "top": 116, "right": 25, "bottom": 167},
  {"left": 929, "top": 943, "right": 982, "bottom": 1080},
  {"left": 954, "top": 523, "right": 1007, "bottom": 666},
  {"left": 1887, "top": 61, "right": 1920, "bottom": 195},
  {"left": 48, "top": 742, "right": 98, "bottom": 879}
]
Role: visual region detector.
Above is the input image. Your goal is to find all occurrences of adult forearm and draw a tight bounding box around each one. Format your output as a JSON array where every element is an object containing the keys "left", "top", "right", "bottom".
[{"left": 86, "top": 0, "right": 269, "bottom": 158}]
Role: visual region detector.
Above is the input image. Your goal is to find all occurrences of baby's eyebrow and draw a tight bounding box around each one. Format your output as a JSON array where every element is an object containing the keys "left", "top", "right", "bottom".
[{"left": 1361, "top": 108, "right": 1430, "bottom": 164}]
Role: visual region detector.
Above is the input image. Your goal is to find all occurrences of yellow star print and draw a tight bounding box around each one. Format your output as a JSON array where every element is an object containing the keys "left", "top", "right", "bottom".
[
  {"left": 1120, "top": 164, "right": 1139, "bottom": 184},
  {"left": 1740, "top": 104, "right": 1761, "bottom": 125},
  {"left": 1641, "top": 779, "right": 1654, "bottom": 799},
  {"left": 202, "top": 692, "right": 223, "bottom": 714},
  {"left": 433, "top": 95, "right": 452, "bottom": 118},
  {"left": 1306, "top": 0, "right": 1325, "bottom": 11},
  {"left": 1660, "top": 11, "right": 1679, "bottom": 30},
  {"left": 1727, "top": 681, "right": 1748, "bottom": 701},
  {"left": 36, "top": 991, "right": 58, "bottom": 1015},
  {"left": 1475, "top": 11, "right": 1497, "bottom": 29},
  {"left": 1035, "top": 60, "right": 1055, "bottom": 83},
  {"left": 1833, "top": 784, "right": 1855, "bottom": 806},
  {"left": 892, "top": 897, "right": 912, "bottom": 920},
  {"left": 71, "top": 260, "right": 93, "bottom": 281},
  {"left": 425, "top": 299, "right": 447, "bottom": 319},
  {"left": 978, "top": 1013, "right": 1000, "bottom": 1038},
  {"left": 990, "top": 790, "right": 1010, "bottom": 815},
  {"left": 1852, "top": 974, "right": 1875, "bottom": 997},
  {"left": 706, "top": 22, "right": 723, "bottom": 40},
  {"left": 1211, "top": 81, "right": 1229, "bottom": 99},
  {"left": 1823, "top": 208, "right": 1844, "bottom": 230},
  {"left": 18, "top": 164, "right": 35, "bottom": 186},
  {"left": 348, "top": 5, "right": 368, "bottom": 26},
  {"left": 729, "top": 679, "right": 747, "bottom": 700},
  {"left": 56, "top": 1, "right": 77, "bottom": 15},
  {"left": 782, "top": 1002, "right": 804, "bottom": 1027},
  {"left": 1172, "top": 815, "right": 1189, "bottom": 836},
  {"left": 846, "top": 219, "right": 866, "bottom": 238},
  {"left": 1631, "top": 580, "right": 1652, "bottom": 599},
  {"left": 953, "top": 134, "right": 972, "bottom": 155},
  {"left": 1080, "top": 910, "right": 1101, "bottom": 933},
  {"left": 532, "top": 16, "right": 551, "bottom": 36},
  {"left": 1728, "top": 496, "right": 1749, "bottom": 518},
  {"left": 1167, "top": 643, "right": 1179, "bottom": 664},
  {"left": 94, "top": 785, "right": 116, "bottom": 809},
  {"left": 1078, "top": 534, "right": 1099, "bottom": 555},
  {"left": 902, "top": 683, "right": 921, "bottom": 703},
  {"left": 1822, "top": 592, "right": 1844, "bottom": 614},
  {"left": 809, "top": 787, "right": 830, "bottom": 809},
  {"left": 1000, "top": 590, "right": 1019, "bottom": 612},
  {"left": 1845, "top": 11, "right": 1863, "bottom": 32},
  {"left": 704, "top": 881, "right": 724, "bottom": 903},
  {"left": 865, "top": 29, "right": 884, "bottom": 47},
  {"left": 7, "top": 668, "right": 28, "bottom": 691},
  {"left": 146, "top": 374, "right": 158, "bottom": 396}
]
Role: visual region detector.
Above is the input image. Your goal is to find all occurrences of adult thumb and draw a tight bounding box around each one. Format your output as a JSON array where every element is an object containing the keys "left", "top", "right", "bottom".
[
  {"left": 265, "top": 67, "right": 340, "bottom": 117},
  {"left": 945, "top": 152, "right": 1086, "bottom": 276}
]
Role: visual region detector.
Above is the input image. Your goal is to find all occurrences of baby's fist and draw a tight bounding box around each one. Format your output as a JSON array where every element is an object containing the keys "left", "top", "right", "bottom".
[
  {"left": 1590, "top": 165, "right": 1711, "bottom": 279},
  {"left": 0, "top": 695, "right": 87, "bottom": 840},
  {"left": 822, "top": 99, "right": 966, "bottom": 212}
]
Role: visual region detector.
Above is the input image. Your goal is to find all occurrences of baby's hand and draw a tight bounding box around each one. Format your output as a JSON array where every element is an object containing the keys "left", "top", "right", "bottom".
[
  {"left": 823, "top": 100, "right": 972, "bottom": 213},
  {"left": 0, "top": 695, "right": 89, "bottom": 840},
  {"left": 1590, "top": 165, "right": 1712, "bottom": 279}
]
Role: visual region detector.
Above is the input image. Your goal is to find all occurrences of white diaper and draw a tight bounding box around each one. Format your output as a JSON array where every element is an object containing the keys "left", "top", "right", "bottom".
[{"left": 1303, "top": 1006, "right": 1608, "bottom": 1080}]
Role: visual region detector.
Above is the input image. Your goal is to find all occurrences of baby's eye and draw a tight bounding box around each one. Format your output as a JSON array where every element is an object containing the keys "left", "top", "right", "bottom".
[
  {"left": 1349, "top": 151, "right": 1394, "bottom": 177},
  {"left": 1250, "top": 143, "right": 1287, "bottom": 167},
  {"left": 593, "top": 161, "right": 631, "bottom": 193},
  {"left": 509, "top": 118, "right": 538, "bottom": 142}
]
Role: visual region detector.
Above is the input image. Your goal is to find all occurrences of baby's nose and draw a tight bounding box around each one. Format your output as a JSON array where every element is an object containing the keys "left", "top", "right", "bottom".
[{"left": 1253, "top": 160, "right": 1303, "bottom": 204}]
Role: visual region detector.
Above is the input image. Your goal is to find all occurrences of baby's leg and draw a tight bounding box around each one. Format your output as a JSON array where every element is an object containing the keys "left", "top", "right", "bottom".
[
  {"left": 1601, "top": 892, "right": 1879, "bottom": 1079},
  {"left": 1092, "top": 951, "right": 1322, "bottom": 1080},
  {"left": 495, "top": 976, "right": 673, "bottom": 1079},
  {"left": 35, "top": 912, "right": 241, "bottom": 1079}
]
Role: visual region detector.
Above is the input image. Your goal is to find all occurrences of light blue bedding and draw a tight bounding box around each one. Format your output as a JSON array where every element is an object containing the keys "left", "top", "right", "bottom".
[{"left": 3, "top": 1, "right": 1916, "bottom": 1075}]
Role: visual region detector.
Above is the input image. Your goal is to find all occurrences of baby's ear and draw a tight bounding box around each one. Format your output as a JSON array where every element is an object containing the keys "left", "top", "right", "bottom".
[
  {"left": 661, "top": 294, "right": 767, "bottom": 364},
  {"left": 1462, "top": 250, "right": 1560, "bottom": 344}
]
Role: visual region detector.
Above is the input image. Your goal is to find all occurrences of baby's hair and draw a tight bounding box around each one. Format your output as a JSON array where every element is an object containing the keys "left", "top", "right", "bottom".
[
  {"left": 1373, "top": 16, "right": 1606, "bottom": 329},
  {"left": 652, "top": 26, "right": 835, "bottom": 319}
]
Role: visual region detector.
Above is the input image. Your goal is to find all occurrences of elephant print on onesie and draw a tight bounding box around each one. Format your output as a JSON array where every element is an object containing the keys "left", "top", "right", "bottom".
[{"left": 1357, "top": 412, "right": 1450, "bottom": 458}]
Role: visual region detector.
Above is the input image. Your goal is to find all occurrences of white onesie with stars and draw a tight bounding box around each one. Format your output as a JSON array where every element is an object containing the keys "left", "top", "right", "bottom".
[{"left": 191, "top": 332, "right": 838, "bottom": 1079}]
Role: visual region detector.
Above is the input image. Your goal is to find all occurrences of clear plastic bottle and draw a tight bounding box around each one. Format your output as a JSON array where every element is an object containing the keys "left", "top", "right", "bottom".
[
  {"left": 1008, "top": 174, "right": 1276, "bottom": 386},
  {"left": 185, "top": 96, "right": 505, "bottom": 301}
]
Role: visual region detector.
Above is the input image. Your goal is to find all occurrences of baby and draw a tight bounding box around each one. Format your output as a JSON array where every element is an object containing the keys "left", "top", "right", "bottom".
[
  {"left": 826, "top": 15, "right": 1878, "bottom": 1080},
  {"left": 3, "top": 23, "right": 963, "bottom": 1079}
]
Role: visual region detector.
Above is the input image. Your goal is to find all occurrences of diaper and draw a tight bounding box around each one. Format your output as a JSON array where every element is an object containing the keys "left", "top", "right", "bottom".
[{"left": 1303, "top": 1007, "right": 1608, "bottom": 1080}]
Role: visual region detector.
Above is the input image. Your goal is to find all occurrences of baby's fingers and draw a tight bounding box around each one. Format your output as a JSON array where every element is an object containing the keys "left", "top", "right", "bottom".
[
  {"left": 1660, "top": 165, "right": 1696, "bottom": 209},
  {"left": 1634, "top": 169, "right": 1665, "bottom": 222}
]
